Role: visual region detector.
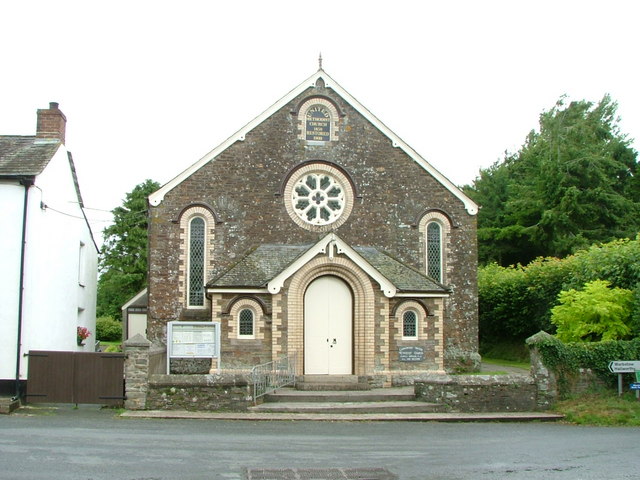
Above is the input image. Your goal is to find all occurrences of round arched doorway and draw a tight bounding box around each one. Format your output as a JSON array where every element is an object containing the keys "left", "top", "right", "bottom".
[{"left": 304, "top": 275, "right": 353, "bottom": 374}]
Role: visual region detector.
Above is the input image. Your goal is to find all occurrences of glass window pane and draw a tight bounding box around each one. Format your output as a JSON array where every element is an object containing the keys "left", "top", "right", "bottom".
[
  {"left": 189, "top": 217, "right": 205, "bottom": 306},
  {"left": 239, "top": 309, "right": 254, "bottom": 336},
  {"left": 427, "top": 222, "right": 442, "bottom": 281},
  {"left": 403, "top": 311, "right": 417, "bottom": 338}
]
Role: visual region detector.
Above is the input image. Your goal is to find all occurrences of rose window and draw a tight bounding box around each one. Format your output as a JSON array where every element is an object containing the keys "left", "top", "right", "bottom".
[{"left": 292, "top": 172, "right": 346, "bottom": 225}]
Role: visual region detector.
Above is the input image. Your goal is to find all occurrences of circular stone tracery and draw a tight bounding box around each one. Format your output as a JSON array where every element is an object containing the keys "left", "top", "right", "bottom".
[
  {"left": 284, "top": 164, "right": 354, "bottom": 231},
  {"left": 292, "top": 172, "right": 345, "bottom": 225}
]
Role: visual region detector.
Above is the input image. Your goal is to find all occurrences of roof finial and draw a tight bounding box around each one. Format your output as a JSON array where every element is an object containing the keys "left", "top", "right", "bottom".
[{"left": 318, "top": 53, "right": 323, "bottom": 70}]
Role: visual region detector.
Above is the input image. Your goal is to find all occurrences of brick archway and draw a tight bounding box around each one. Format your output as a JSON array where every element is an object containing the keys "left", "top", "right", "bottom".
[{"left": 285, "top": 256, "right": 380, "bottom": 376}]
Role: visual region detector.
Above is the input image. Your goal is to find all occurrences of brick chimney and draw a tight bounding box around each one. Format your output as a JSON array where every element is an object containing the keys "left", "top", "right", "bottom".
[{"left": 36, "top": 102, "right": 67, "bottom": 144}]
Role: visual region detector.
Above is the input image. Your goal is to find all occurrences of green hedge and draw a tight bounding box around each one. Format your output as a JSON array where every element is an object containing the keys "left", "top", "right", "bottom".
[
  {"left": 96, "top": 316, "right": 123, "bottom": 342},
  {"left": 479, "top": 236, "right": 640, "bottom": 344}
]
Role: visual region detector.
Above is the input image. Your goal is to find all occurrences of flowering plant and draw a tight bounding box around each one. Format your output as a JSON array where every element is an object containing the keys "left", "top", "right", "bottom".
[{"left": 77, "top": 326, "right": 91, "bottom": 345}]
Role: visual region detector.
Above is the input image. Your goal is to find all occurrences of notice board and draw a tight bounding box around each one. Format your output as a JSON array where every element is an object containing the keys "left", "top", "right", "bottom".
[{"left": 167, "top": 321, "right": 220, "bottom": 367}]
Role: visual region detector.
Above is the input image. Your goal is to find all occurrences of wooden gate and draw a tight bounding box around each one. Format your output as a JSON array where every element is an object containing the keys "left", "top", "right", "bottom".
[{"left": 26, "top": 350, "right": 125, "bottom": 405}]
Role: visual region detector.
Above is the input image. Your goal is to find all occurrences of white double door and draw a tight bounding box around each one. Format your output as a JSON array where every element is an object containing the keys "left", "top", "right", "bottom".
[{"left": 304, "top": 276, "right": 353, "bottom": 375}]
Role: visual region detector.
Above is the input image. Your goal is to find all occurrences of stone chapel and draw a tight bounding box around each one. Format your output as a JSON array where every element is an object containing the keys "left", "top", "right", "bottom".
[{"left": 146, "top": 67, "right": 480, "bottom": 386}]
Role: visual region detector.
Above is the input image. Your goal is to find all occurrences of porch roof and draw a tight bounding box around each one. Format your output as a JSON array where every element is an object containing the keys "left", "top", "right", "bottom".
[{"left": 206, "top": 239, "right": 448, "bottom": 295}]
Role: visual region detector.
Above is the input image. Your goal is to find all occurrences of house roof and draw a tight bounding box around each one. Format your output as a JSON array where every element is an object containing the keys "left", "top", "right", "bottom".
[
  {"left": 149, "top": 69, "right": 478, "bottom": 215},
  {"left": 0, "top": 136, "right": 61, "bottom": 177},
  {"left": 207, "top": 233, "right": 448, "bottom": 298},
  {"left": 121, "top": 288, "right": 148, "bottom": 311},
  {"left": 0, "top": 134, "right": 99, "bottom": 252}
]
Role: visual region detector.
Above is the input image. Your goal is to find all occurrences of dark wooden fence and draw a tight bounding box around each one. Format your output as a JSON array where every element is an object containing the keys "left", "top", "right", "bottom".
[{"left": 26, "top": 350, "right": 125, "bottom": 405}]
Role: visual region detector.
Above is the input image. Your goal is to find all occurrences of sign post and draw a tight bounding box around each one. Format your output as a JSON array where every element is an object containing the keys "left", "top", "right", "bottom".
[{"left": 608, "top": 361, "right": 640, "bottom": 396}]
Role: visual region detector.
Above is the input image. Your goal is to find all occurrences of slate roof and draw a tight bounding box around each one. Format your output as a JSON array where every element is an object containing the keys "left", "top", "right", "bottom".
[
  {"left": 207, "top": 243, "right": 448, "bottom": 294},
  {"left": 0, "top": 136, "right": 61, "bottom": 177},
  {"left": 352, "top": 246, "right": 447, "bottom": 293},
  {"left": 208, "top": 244, "right": 311, "bottom": 288}
]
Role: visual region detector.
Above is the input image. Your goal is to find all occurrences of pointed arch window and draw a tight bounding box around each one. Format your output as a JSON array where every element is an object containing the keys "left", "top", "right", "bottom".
[
  {"left": 188, "top": 217, "right": 206, "bottom": 307},
  {"left": 426, "top": 221, "right": 442, "bottom": 282}
]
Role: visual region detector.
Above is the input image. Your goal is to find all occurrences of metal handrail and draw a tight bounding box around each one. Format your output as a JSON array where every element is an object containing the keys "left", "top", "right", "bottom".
[{"left": 251, "top": 353, "right": 297, "bottom": 405}]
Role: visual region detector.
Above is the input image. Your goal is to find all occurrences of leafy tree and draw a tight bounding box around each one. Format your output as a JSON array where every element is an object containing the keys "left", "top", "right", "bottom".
[
  {"left": 97, "top": 179, "right": 159, "bottom": 319},
  {"left": 551, "top": 280, "right": 633, "bottom": 342},
  {"left": 466, "top": 95, "right": 639, "bottom": 266}
]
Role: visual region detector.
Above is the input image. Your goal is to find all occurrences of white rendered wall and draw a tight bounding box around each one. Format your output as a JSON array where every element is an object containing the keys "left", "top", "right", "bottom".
[
  {"left": 1, "top": 144, "right": 98, "bottom": 380},
  {"left": 0, "top": 183, "right": 27, "bottom": 380}
]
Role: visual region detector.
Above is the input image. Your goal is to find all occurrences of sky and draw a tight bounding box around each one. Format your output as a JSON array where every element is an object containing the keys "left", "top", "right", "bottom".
[{"left": 2, "top": 0, "right": 639, "bottom": 242}]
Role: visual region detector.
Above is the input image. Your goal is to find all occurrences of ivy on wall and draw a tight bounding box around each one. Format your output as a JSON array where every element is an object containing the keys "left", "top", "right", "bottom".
[{"left": 529, "top": 334, "right": 640, "bottom": 395}]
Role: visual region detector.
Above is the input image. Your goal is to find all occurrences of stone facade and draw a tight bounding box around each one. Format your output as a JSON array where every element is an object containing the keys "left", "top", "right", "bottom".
[{"left": 146, "top": 69, "right": 479, "bottom": 384}]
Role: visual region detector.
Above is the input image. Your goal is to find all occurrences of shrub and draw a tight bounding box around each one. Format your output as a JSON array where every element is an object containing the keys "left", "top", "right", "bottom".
[
  {"left": 96, "top": 316, "right": 122, "bottom": 342},
  {"left": 479, "top": 235, "right": 640, "bottom": 345},
  {"left": 551, "top": 280, "right": 633, "bottom": 342}
]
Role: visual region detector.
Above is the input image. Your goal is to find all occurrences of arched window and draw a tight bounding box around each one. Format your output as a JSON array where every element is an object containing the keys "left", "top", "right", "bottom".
[
  {"left": 188, "top": 217, "right": 205, "bottom": 306},
  {"left": 238, "top": 308, "right": 255, "bottom": 338},
  {"left": 402, "top": 310, "right": 418, "bottom": 339},
  {"left": 426, "top": 221, "right": 442, "bottom": 282},
  {"left": 419, "top": 211, "right": 450, "bottom": 284},
  {"left": 179, "top": 205, "right": 216, "bottom": 308}
]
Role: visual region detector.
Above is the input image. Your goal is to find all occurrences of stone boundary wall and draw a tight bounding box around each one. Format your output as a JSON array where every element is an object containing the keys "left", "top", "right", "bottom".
[
  {"left": 415, "top": 374, "right": 538, "bottom": 412},
  {"left": 124, "top": 332, "right": 598, "bottom": 412},
  {"left": 146, "top": 374, "right": 252, "bottom": 411}
]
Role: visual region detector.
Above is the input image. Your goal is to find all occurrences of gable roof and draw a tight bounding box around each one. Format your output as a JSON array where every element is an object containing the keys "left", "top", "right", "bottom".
[
  {"left": 0, "top": 136, "right": 61, "bottom": 177},
  {"left": 207, "top": 233, "right": 449, "bottom": 298},
  {"left": 0, "top": 135, "right": 99, "bottom": 252},
  {"left": 149, "top": 69, "right": 478, "bottom": 215}
]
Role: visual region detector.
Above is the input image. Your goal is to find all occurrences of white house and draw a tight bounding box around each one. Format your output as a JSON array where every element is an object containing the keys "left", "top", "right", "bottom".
[{"left": 0, "top": 103, "right": 99, "bottom": 398}]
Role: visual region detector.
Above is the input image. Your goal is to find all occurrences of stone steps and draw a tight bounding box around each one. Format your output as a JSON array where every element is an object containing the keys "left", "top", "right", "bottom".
[
  {"left": 250, "top": 400, "right": 446, "bottom": 414},
  {"left": 295, "top": 374, "right": 371, "bottom": 391},
  {"left": 265, "top": 387, "right": 415, "bottom": 403},
  {"left": 251, "top": 386, "right": 448, "bottom": 414}
]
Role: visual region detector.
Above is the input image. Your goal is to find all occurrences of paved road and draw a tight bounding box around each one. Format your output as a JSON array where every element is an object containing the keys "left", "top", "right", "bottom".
[{"left": 1, "top": 404, "right": 639, "bottom": 480}]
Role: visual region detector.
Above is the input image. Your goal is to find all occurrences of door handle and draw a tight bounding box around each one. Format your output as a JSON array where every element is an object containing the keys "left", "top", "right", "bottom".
[{"left": 332, "top": 338, "right": 337, "bottom": 345}]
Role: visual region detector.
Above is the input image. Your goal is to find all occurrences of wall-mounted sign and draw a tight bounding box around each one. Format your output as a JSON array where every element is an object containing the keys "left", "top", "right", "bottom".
[
  {"left": 306, "top": 105, "right": 331, "bottom": 142},
  {"left": 398, "top": 346, "right": 425, "bottom": 362}
]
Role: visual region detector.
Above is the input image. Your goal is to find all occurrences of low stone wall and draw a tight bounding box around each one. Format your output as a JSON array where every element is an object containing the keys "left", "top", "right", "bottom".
[
  {"left": 415, "top": 373, "right": 538, "bottom": 412},
  {"left": 146, "top": 374, "right": 252, "bottom": 411}
]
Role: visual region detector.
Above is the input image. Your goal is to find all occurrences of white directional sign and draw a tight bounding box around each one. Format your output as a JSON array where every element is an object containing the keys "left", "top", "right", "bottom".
[{"left": 608, "top": 361, "right": 640, "bottom": 373}]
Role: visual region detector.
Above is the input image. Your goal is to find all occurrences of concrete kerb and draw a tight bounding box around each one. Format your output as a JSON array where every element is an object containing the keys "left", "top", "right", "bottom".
[{"left": 120, "top": 410, "right": 564, "bottom": 422}]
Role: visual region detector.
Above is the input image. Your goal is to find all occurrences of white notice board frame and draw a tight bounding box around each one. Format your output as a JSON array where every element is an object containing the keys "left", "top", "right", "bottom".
[{"left": 167, "top": 321, "right": 220, "bottom": 373}]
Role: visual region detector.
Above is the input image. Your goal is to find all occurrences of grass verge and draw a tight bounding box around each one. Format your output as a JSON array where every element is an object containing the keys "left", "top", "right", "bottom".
[
  {"left": 553, "top": 392, "right": 640, "bottom": 426},
  {"left": 482, "top": 357, "right": 530, "bottom": 370}
]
